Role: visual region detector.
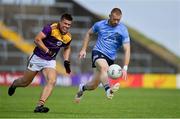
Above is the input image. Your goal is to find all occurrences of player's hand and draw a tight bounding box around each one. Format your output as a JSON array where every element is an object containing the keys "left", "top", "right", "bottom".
[
  {"left": 122, "top": 65, "right": 128, "bottom": 80},
  {"left": 79, "top": 50, "right": 86, "bottom": 59},
  {"left": 64, "top": 60, "right": 71, "bottom": 74},
  {"left": 122, "top": 69, "right": 127, "bottom": 80},
  {"left": 47, "top": 50, "right": 56, "bottom": 57}
]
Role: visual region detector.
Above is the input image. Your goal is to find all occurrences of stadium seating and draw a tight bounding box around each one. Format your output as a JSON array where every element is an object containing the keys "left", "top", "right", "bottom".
[{"left": 0, "top": 0, "right": 179, "bottom": 73}]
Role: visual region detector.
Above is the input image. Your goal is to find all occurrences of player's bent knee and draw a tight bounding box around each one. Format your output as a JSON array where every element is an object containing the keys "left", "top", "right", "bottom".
[
  {"left": 48, "top": 79, "right": 56, "bottom": 86},
  {"left": 99, "top": 66, "right": 108, "bottom": 73}
]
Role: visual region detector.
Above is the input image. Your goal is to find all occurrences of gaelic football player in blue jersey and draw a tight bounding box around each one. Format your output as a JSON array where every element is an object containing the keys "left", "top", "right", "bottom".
[
  {"left": 8, "top": 13, "right": 73, "bottom": 113},
  {"left": 75, "top": 8, "right": 130, "bottom": 103}
]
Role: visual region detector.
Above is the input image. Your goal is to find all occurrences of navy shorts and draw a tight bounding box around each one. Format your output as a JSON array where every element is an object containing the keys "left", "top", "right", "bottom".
[{"left": 91, "top": 50, "right": 114, "bottom": 68}]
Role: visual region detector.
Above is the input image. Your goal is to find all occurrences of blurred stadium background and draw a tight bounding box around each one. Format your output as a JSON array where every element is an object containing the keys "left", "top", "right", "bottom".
[
  {"left": 0, "top": 0, "right": 180, "bottom": 118},
  {"left": 0, "top": 0, "right": 180, "bottom": 89}
]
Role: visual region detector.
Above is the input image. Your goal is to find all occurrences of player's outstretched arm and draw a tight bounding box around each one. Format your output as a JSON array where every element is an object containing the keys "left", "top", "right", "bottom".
[
  {"left": 63, "top": 45, "right": 71, "bottom": 74},
  {"left": 63, "top": 45, "right": 71, "bottom": 61},
  {"left": 122, "top": 43, "right": 130, "bottom": 80},
  {"left": 79, "top": 28, "right": 93, "bottom": 59}
]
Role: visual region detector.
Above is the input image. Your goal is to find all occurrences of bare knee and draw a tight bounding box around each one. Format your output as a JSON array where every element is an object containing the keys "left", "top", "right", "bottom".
[
  {"left": 47, "top": 79, "right": 56, "bottom": 86},
  {"left": 99, "top": 65, "right": 108, "bottom": 73}
]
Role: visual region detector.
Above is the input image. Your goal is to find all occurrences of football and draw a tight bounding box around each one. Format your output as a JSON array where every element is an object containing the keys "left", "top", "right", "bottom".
[{"left": 107, "top": 64, "right": 122, "bottom": 79}]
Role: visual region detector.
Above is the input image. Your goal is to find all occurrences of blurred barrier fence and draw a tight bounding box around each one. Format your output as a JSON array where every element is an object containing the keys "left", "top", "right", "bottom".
[
  {"left": 0, "top": 72, "right": 180, "bottom": 89},
  {"left": 0, "top": 72, "right": 41, "bottom": 86}
]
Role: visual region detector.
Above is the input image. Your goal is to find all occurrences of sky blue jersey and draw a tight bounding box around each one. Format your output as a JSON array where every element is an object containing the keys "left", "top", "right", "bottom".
[{"left": 92, "top": 19, "right": 130, "bottom": 60}]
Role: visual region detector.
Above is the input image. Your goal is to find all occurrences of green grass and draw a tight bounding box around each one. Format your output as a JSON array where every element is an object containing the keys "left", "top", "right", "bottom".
[{"left": 0, "top": 86, "right": 180, "bottom": 118}]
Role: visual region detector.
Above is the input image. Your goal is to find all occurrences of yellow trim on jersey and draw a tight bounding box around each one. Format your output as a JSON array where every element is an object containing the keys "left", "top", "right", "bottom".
[{"left": 51, "top": 23, "right": 72, "bottom": 44}]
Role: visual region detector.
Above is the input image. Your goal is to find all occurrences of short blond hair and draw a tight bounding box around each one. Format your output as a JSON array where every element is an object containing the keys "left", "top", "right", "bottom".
[{"left": 111, "top": 8, "right": 122, "bottom": 15}]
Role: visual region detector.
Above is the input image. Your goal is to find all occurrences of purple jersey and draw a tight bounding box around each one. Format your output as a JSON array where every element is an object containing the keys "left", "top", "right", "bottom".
[{"left": 33, "top": 23, "right": 72, "bottom": 60}]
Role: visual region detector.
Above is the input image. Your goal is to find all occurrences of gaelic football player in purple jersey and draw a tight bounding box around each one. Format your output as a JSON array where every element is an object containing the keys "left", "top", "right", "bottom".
[{"left": 8, "top": 13, "right": 73, "bottom": 113}]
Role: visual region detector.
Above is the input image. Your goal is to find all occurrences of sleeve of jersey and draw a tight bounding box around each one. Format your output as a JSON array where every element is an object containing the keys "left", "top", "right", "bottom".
[
  {"left": 91, "top": 22, "right": 99, "bottom": 33},
  {"left": 66, "top": 40, "right": 71, "bottom": 46},
  {"left": 42, "top": 24, "right": 51, "bottom": 36},
  {"left": 122, "top": 26, "right": 130, "bottom": 44}
]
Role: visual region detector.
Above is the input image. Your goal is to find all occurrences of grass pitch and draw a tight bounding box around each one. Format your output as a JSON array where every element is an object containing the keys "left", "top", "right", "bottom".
[{"left": 0, "top": 86, "right": 180, "bottom": 118}]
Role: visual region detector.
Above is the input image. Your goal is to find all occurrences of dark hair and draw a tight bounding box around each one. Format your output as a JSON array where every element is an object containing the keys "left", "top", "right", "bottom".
[
  {"left": 61, "top": 13, "right": 73, "bottom": 21},
  {"left": 111, "top": 8, "right": 122, "bottom": 15}
]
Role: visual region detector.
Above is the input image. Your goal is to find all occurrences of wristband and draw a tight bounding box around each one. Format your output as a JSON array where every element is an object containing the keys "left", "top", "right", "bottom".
[{"left": 123, "top": 65, "right": 128, "bottom": 71}]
